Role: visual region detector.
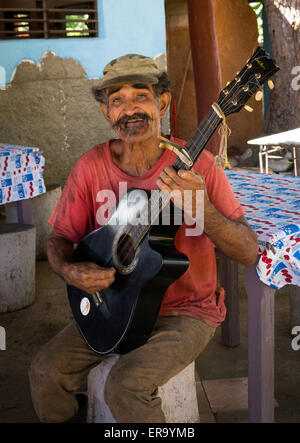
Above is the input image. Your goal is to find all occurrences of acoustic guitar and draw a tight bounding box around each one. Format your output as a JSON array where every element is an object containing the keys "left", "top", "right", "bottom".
[{"left": 67, "top": 47, "right": 279, "bottom": 354}]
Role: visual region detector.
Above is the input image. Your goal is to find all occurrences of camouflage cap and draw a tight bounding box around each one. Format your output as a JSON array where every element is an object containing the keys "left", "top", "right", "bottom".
[{"left": 97, "top": 54, "right": 161, "bottom": 90}]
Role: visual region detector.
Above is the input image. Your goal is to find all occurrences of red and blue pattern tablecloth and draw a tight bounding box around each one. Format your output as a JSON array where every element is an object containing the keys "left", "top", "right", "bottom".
[
  {"left": 226, "top": 169, "right": 300, "bottom": 290},
  {"left": 0, "top": 143, "right": 46, "bottom": 205}
]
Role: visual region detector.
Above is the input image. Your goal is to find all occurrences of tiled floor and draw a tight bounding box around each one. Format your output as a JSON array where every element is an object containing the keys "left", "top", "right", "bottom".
[{"left": 201, "top": 377, "right": 249, "bottom": 414}]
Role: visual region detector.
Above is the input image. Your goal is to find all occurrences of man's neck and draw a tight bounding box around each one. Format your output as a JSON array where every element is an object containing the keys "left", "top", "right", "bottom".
[{"left": 110, "top": 135, "right": 164, "bottom": 177}]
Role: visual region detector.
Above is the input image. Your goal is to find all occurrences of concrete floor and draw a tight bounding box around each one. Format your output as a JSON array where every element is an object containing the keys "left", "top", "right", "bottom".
[{"left": 0, "top": 260, "right": 300, "bottom": 423}]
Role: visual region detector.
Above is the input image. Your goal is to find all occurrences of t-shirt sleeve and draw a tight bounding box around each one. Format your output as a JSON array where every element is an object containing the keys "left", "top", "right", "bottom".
[
  {"left": 194, "top": 152, "right": 245, "bottom": 221},
  {"left": 48, "top": 157, "right": 93, "bottom": 243}
]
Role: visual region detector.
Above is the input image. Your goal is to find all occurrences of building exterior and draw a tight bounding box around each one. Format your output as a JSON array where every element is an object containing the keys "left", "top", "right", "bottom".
[
  {"left": 0, "top": 0, "right": 265, "bottom": 186},
  {"left": 0, "top": 0, "right": 167, "bottom": 185}
]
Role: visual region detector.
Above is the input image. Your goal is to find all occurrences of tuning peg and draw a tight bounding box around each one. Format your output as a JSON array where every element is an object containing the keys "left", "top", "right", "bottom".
[
  {"left": 268, "top": 80, "right": 274, "bottom": 89},
  {"left": 226, "top": 81, "right": 230, "bottom": 86},
  {"left": 244, "top": 105, "right": 253, "bottom": 112},
  {"left": 255, "top": 91, "right": 263, "bottom": 101}
]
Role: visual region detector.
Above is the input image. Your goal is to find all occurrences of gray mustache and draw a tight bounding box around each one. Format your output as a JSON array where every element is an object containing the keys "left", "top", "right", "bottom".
[{"left": 113, "top": 113, "right": 151, "bottom": 129}]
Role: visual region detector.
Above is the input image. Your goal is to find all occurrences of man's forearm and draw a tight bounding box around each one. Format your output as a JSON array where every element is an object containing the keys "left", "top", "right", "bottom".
[
  {"left": 202, "top": 202, "right": 259, "bottom": 266},
  {"left": 47, "top": 233, "right": 75, "bottom": 281},
  {"left": 47, "top": 233, "right": 116, "bottom": 293}
]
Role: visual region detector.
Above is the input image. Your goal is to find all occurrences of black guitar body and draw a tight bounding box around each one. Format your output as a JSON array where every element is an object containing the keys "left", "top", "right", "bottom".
[{"left": 67, "top": 190, "right": 189, "bottom": 355}]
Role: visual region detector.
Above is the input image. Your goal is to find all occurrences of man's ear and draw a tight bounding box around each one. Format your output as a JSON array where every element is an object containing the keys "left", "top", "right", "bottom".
[
  {"left": 159, "top": 92, "right": 171, "bottom": 118},
  {"left": 100, "top": 103, "right": 111, "bottom": 123}
]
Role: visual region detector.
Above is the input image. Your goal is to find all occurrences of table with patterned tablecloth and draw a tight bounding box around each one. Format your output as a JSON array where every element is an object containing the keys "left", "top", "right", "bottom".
[
  {"left": 0, "top": 143, "right": 46, "bottom": 222},
  {"left": 225, "top": 169, "right": 300, "bottom": 290},
  {"left": 224, "top": 169, "right": 300, "bottom": 423}
]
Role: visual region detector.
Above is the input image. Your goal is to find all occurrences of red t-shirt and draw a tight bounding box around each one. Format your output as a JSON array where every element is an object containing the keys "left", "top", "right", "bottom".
[{"left": 49, "top": 137, "right": 244, "bottom": 327}]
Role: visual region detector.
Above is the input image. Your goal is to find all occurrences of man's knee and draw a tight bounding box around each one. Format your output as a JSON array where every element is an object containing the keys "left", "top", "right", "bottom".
[
  {"left": 29, "top": 347, "right": 60, "bottom": 389},
  {"left": 104, "top": 360, "right": 154, "bottom": 411},
  {"left": 104, "top": 361, "right": 139, "bottom": 409}
]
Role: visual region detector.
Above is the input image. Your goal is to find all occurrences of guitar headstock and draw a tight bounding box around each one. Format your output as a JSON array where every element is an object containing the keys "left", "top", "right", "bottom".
[{"left": 217, "top": 47, "right": 280, "bottom": 117}]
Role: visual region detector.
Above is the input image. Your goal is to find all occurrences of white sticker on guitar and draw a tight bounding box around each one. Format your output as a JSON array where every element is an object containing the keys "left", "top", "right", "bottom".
[{"left": 80, "top": 297, "right": 90, "bottom": 316}]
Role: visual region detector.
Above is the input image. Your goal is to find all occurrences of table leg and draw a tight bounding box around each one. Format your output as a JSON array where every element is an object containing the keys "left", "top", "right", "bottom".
[
  {"left": 292, "top": 146, "right": 297, "bottom": 176},
  {"left": 219, "top": 253, "right": 240, "bottom": 347},
  {"left": 259, "top": 145, "right": 263, "bottom": 173},
  {"left": 245, "top": 262, "right": 275, "bottom": 423},
  {"left": 16, "top": 199, "right": 33, "bottom": 224},
  {"left": 265, "top": 145, "right": 269, "bottom": 174}
]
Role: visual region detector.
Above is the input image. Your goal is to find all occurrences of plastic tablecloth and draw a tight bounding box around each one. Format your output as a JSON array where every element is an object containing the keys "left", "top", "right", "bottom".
[
  {"left": 226, "top": 169, "right": 300, "bottom": 290},
  {"left": 0, "top": 143, "right": 46, "bottom": 204}
]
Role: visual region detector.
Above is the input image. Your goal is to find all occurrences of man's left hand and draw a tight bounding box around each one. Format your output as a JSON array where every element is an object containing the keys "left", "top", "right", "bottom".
[{"left": 156, "top": 166, "right": 207, "bottom": 220}]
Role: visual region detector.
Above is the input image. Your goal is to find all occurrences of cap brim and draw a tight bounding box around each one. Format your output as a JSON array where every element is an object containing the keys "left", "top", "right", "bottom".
[{"left": 98, "top": 74, "right": 159, "bottom": 90}]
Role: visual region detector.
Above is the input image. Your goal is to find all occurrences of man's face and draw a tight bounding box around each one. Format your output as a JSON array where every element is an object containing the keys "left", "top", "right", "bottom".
[{"left": 100, "top": 83, "right": 170, "bottom": 143}]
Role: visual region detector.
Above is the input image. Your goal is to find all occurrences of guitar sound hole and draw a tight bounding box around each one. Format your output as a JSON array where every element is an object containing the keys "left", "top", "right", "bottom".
[{"left": 117, "top": 234, "right": 136, "bottom": 267}]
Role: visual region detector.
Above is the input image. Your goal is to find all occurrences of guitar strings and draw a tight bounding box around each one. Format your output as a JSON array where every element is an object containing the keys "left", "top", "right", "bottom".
[
  {"left": 111, "top": 60, "right": 270, "bottom": 267},
  {"left": 115, "top": 72, "right": 260, "bottom": 265},
  {"left": 113, "top": 50, "right": 275, "bottom": 263}
]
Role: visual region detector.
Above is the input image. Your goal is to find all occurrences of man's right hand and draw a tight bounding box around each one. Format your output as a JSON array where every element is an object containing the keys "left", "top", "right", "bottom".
[{"left": 62, "top": 262, "right": 116, "bottom": 294}]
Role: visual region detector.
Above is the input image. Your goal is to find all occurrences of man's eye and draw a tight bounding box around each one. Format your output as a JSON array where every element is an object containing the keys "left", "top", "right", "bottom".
[
  {"left": 112, "top": 97, "right": 121, "bottom": 103},
  {"left": 135, "top": 94, "right": 148, "bottom": 102}
]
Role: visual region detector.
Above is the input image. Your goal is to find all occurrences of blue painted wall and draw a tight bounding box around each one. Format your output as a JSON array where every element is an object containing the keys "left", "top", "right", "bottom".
[{"left": 0, "top": 0, "right": 166, "bottom": 85}]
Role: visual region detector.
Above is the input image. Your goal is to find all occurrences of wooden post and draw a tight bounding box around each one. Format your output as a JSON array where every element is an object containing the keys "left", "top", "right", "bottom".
[
  {"left": 245, "top": 260, "right": 275, "bottom": 423},
  {"left": 187, "top": 0, "right": 222, "bottom": 155}
]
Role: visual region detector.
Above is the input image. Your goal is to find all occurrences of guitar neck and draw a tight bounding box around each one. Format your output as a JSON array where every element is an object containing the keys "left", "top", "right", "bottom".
[
  {"left": 173, "top": 107, "right": 223, "bottom": 171},
  {"left": 130, "top": 106, "right": 223, "bottom": 249}
]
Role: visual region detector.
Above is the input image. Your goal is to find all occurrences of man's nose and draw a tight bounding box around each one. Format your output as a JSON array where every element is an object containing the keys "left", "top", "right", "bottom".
[{"left": 122, "top": 98, "right": 138, "bottom": 114}]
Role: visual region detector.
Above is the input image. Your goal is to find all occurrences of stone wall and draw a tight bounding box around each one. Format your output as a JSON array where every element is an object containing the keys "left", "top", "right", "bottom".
[
  {"left": 0, "top": 52, "right": 115, "bottom": 186},
  {"left": 0, "top": 52, "right": 169, "bottom": 186}
]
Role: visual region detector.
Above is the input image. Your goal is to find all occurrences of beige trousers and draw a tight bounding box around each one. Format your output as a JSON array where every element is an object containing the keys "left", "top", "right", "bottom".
[{"left": 28, "top": 316, "right": 215, "bottom": 423}]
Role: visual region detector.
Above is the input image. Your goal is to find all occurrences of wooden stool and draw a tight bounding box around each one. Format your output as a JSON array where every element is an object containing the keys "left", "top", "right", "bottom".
[
  {"left": 0, "top": 224, "right": 36, "bottom": 313},
  {"left": 87, "top": 355, "right": 200, "bottom": 423}
]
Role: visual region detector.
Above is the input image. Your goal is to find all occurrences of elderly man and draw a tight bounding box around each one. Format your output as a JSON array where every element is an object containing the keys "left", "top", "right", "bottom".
[{"left": 29, "top": 54, "right": 258, "bottom": 423}]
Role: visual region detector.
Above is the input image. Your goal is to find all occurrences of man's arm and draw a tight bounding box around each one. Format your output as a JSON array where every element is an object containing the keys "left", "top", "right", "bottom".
[
  {"left": 202, "top": 209, "right": 258, "bottom": 266},
  {"left": 157, "top": 167, "right": 259, "bottom": 267},
  {"left": 47, "top": 233, "right": 116, "bottom": 294}
]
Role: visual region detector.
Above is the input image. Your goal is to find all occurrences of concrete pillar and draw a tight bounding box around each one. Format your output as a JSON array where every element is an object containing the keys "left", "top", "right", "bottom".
[
  {"left": 0, "top": 224, "right": 36, "bottom": 313},
  {"left": 5, "top": 184, "right": 61, "bottom": 260},
  {"left": 87, "top": 355, "right": 200, "bottom": 423}
]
